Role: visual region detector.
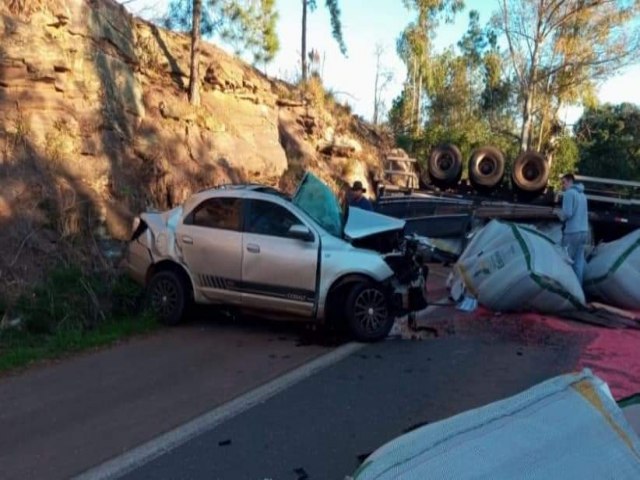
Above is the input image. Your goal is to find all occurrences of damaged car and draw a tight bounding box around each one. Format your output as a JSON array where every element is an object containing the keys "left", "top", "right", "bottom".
[{"left": 122, "top": 173, "right": 428, "bottom": 342}]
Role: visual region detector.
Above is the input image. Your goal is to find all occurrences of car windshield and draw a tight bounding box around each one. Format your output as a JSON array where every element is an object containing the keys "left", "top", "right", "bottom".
[{"left": 293, "top": 173, "right": 345, "bottom": 237}]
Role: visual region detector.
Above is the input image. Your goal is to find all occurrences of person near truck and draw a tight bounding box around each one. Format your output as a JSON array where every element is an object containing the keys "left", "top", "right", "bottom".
[
  {"left": 555, "top": 173, "right": 589, "bottom": 282},
  {"left": 348, "top": 181, "right": 373, "bottom": 211}
]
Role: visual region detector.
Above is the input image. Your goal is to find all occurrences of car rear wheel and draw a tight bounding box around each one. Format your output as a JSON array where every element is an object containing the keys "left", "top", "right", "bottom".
[
  {"left": 345, "top": 283, "right": 394, "bottom": 342},
  {"left": 146, "top": 270, "right": 187, "bottom": 325}
]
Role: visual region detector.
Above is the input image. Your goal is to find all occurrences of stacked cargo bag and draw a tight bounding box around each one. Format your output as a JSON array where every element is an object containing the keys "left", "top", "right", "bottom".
[
  {"left": 350, "top": 370, "right": 640, "bottom": 480},
  {"left": 451, "top": 220, "right": 585, "bottom": 313},
  {"left": 584, "top": 229, "right": 640, "bottom": 310}
]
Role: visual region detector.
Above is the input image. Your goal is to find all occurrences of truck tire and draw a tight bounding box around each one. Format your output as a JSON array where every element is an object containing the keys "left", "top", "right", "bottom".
[
  {"left": 427, "top": 144, "right": 463, "bottom": 189},
  {"left": 345, "top": 282, "right": 394, "bottom": 342},
  {"left": 468, "top": 146, "right": 505, "bottom": 191},
  {"left": 511, "top": 151, "right": 549, "bottom": 193},
  {"left": 146, "top": 270, "right": 188, "bottom": 325}
]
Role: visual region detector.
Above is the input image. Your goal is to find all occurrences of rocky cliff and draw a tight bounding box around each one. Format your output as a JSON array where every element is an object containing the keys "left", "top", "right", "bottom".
[{"left": 0, "top": 0, "right": 390, "bottom": 299}]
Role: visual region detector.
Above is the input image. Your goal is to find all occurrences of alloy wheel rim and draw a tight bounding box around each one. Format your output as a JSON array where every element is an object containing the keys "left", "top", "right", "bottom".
[
  {"left": 353, "top": 289, "right": 388, "bottom": 333},
  {"left": 151, "top": 278, "right": 179, "bottom": 318}
]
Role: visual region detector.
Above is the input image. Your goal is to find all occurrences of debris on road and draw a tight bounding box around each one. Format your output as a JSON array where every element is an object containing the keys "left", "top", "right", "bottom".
[
  {"left": 449, "top": 220, "right": 585, "bottom": 313},
  {"left": 584, "top": 229, "right": 640, "bottom": 310},
  {"left": 293, "top": 467, "right": 309, "bottom": 480},
  {"left": 388, "top": 315, "right": 437, "bottom": 341},
  {"left": 416, "top": 236, "right": 464, "bottom": 263},
  {"left": 349, "top": 370, "right": 640, "bottom": 479}
]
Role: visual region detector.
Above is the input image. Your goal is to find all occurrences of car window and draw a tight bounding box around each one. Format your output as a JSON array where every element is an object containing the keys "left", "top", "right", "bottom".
[
  {"left": 190, "top": 197, "right": 242, "bottom": 230},
  {"left": 246, "top": 200, "right": 304, "bottom": 238}
]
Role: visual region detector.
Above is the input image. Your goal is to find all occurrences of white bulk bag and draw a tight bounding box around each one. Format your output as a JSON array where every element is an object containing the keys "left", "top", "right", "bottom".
[
  {"left": 351, "top": 370, "right": 640, "bottom": 480},
  {"left": 584, "top": 229, "right": 640, "bottom": 310},
  {"left": 451, "top": 220, "right": 585, "bottom": 313}
]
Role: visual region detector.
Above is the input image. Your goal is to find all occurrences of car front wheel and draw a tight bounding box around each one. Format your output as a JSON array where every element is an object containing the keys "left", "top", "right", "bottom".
[
  {"left": 146, "top": 270, "right": 187, "bottom": 325},
  {"left": 345, "top": 283, "right": 394, "bottom": 342}
]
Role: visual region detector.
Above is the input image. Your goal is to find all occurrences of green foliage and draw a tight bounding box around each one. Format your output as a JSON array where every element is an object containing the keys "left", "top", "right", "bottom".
[
  {"left": 0, "top": 313, "right": 157, "bottom": 373},
  {"left": 1, "top": 265, "right": 154, "bottom": 372},
  {"left": 391, "top": 5, "right": 521, "bottom": 173},
  {"left": 111, "top": 274, "right": 145, "bottom": 317},
  {"left": 14, "top": 265, "right": 146, "bottom": 335},
  {"left": 219, "top": 0, "right": 280, "bottom": 66},
  {"left": 392, "top": 0, "right": 640, "bottom": 167},
  {"left": 164, "top": 0, "right": 223, "bottom": 35},
  {"left": 164, "top": 0, "right": 280, "bottom": 65},
  {"left": 496, "top": 0, "right": 640, "bottom": 152},
  {"left": 549, "top": 136, "right": 579, "bottom": 189},
  {"left": 575, "top": 103, "right": 640, "bottom": 181},
  {"left": 16, "top": 265, "right": 106, "bottom": 335},
  {"left": 302, "top": 0, "right": 346, "bottom": 81},
  {"left": 324, "top": 0, "right": 347, "bottom": 55}
]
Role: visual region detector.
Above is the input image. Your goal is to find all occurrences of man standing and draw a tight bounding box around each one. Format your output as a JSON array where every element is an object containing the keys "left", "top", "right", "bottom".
[
  {"left": 348, "top": 181, "right": 373, "bottom": 211},
  {"left": 555, "top": 173, "right": 589, "bottom": 282}
]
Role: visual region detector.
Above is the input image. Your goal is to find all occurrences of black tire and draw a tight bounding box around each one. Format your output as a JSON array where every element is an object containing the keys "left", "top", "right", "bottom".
[
  {"left": 511, "top": 151, "right": 549, "bottom": 193},
  {"left": 426, "top": 144, "right": 463, "bottom": 189},
  {"left": 468, "top": 146, "right": 505, "bottom": 191},
  {"left": 344, "top": 282, "right": 394, "bottom": 342},
  {"left": 146, "top": 270, "right": 188, "bottom": 325}
]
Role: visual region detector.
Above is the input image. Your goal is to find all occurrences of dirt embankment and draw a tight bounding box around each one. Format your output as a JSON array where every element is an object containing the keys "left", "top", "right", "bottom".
[{"left": 0, "top": 0, "right": 392, "bottom": 301}]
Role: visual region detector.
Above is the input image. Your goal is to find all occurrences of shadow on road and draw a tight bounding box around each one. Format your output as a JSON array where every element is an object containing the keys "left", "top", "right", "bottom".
[{"left": 182, "top": 305, "right": 350, "bottom": 348}]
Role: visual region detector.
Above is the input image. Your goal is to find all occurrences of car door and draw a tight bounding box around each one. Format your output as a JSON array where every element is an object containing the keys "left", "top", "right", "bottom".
[
  {"left": 176, "top": 195, "right": 244, "bottom": 304},
  {"left": 242, "top": 198, "right": 320, "bottom": 317}
]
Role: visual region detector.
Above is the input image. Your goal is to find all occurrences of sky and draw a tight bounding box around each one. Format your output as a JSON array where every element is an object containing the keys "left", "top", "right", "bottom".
[{"left": 119, "top": 0, "right": 640, "bottom": 125}]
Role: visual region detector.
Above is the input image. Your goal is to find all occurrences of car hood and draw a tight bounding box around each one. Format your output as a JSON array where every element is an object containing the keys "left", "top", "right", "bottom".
[{"left": 344, "top": 206, "right": 406, "bottom": 240}]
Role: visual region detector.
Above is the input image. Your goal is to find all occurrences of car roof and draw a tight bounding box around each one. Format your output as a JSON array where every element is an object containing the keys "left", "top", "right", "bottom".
[
  {"left": 182, "top": 183, "right": 292, "bottom": 215},
  {"left": 197, "top": 183, "right": 289, "bottom": 198}
]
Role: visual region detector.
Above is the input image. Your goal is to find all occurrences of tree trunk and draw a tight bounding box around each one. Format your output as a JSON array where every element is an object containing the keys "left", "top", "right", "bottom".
[
  {"left": 520, "top": 86, "right": 535, "bottom": 152},
  {"left": 301, "top": 0, "right": 308, "bottom": 81},
  {"left": 416, "top": 72, "right": 422, "bottom": 134},
  {"left": 188, "top": 0, "right": 202, "bottom": 106},
  {"left": 410, "top": 57, "right": 416, "bottom": 133},
  {"left": 373, "top": 65, "right": 380, "bottom": 125},
  {"left": 537, "top": 115, "right": 545, "bottom": 152}
]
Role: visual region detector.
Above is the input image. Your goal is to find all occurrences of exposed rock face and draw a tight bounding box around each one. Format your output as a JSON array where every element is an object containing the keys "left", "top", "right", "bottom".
[{"left": 0, "top": 0, "right": 390, "bottom": 299}]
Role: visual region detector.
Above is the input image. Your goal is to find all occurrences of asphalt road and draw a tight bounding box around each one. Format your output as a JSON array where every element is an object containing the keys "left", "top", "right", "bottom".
[
  {"left": 5, "top": 264, "right": 637, "bottom": 480},
  {"left": 122, "top": 326, "right": 579, "bottom": 480},
  {"left": 0, "top": 316, "right": 333, "bottom": 480}
]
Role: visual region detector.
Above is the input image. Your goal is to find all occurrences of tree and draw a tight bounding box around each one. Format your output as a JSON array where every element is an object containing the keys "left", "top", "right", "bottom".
[
  {"left": 496, "top": 0, "right": 640, "bottom": 154},
  {"left": 372, "top": 43, "right": 393, "bottom": 125},
  {"left": 395, "top": 0, "right": 464, "bottom": 134},
  {"left": 575, "top": 103, "right": 640, "bottom": 181},
  {"left": 165, "top": 0, "right": 281, "bottom": 105},
  {"left": 189, "top": 0, "right": 203, "bottom": 105},
  {"left": 166, "top": 0, "right": 221, "bottom": 106},
  {"left": 301, "top": 0, "right": 347, "bottom": 81},
  {"left": 220, "top": 0, "right": 280, "bottom": 69}
]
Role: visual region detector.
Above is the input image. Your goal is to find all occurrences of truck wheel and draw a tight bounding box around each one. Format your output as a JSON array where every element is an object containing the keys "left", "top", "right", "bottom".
[
  {"left": 511, "top": 151, "right": 549, "bottom": 193},
  {"left": 345, "top": 283, "right": 394, "bottom": 342},
  {"left": 468, "top": 146, "right": 505, "bottom": 190},
  {"left": 146, "top": 270, "right": 187, "bottom": 325},
  {"left": 427, "top": 144, "right": 463, "bottom": 189}
]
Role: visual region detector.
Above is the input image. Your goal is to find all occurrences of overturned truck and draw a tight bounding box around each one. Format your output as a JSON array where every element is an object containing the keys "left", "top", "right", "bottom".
[{"left": 377, "top": 145, "right": 640, "bottom": 250}]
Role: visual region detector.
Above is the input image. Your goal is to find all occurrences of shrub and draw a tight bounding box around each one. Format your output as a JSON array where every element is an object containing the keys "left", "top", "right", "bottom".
[
  {"left": 110, "top": 274, "right": 145, "bottom": 317},
  {"left": 16, "top": 265, "right": 108, "bottom": 334}
]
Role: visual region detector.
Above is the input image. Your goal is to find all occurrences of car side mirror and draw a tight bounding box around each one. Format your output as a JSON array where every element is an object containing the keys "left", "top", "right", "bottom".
[{"left": 288, "top": 224, "right": 314, "bottom": 242}]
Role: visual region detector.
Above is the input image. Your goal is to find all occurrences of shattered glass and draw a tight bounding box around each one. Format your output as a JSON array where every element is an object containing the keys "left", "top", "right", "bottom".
[{"left": 293, "top": 172, "right": 345, "bottom": 237}]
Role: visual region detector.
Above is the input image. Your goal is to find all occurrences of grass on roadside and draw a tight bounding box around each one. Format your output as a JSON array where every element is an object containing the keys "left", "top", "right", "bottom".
[
  {"left": 0, "top": 314, "right": 158, "bottom": 373},
  {"left": 0, "top": 264, "right": 159, "bottom": 374}
]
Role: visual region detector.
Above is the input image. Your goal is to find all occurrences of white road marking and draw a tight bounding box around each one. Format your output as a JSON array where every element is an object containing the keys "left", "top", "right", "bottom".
[{"left": 73, "top": 342, "right": 365, "bottom": 480}]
